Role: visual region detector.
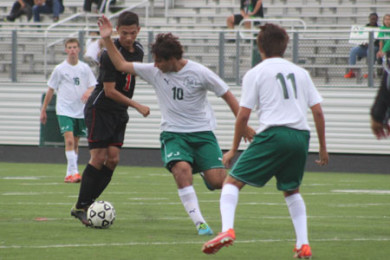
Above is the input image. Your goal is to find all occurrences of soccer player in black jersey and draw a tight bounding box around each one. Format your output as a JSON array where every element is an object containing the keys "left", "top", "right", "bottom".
[
  {"left": 71, "top": 11, "right": 150, "bottom": 225},
  {"left": 371, "top": 58, "right": 390, "bottom": 139}
]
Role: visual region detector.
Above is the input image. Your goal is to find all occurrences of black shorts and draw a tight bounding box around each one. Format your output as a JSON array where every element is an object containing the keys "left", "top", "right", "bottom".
[
  {"left": 233, "top": 14, "right": 245, "bottom": 25},
  {"left": 84, "top": 105, "right": 129, "bottom": 149},
  {"left": 234, "top": 14, "right": 261, "bottom": 26}
]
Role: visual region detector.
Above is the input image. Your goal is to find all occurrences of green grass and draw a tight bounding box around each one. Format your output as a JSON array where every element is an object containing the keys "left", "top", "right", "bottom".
[{"left": 0, "top": 162, "right": 389, "bottom": 260}]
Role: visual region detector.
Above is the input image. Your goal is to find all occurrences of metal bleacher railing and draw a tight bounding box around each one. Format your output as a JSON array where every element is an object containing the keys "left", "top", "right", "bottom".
[
  {"left": 1, "top": 0, "right": 390, "bottom": 154},
  {"left": 1, "top": 26, "right": 387, "bottom": 88},
  {"left": 0, "top": 0, "right": 388, "bottom": 88}
]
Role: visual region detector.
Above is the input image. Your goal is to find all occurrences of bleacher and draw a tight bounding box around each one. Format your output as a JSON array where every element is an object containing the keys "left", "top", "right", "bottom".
[
  {"left": 0, "top": 0, "right": 387, "bottom": 85},
  {"left": 1, "top": 0, "right": 390, "bottom": 153}
]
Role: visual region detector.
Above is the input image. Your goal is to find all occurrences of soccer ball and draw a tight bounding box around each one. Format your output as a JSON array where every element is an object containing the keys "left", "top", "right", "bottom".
[{"left": 87, "top": 201, "right": 116, "bottom": 229}]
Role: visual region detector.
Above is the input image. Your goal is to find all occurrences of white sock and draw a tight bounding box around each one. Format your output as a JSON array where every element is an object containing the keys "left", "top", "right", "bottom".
[
  {"left": 285, "top": 193, "right": 309, "bottom": 248},
  {"left": 220, "top": 183, "right": 239, "bottom": 232},
  {"left": 65, "top": 150, "right": 77, "bottom": 176},
  {"left": 178, "top": 186, "right": 206, "bottom": 227},
  {"left": 74, "top": 152, "right": 79, "bottom": 174}
]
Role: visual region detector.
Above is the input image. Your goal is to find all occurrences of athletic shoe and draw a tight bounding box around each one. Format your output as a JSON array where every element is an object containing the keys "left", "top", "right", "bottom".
[
  {"left": 344, "top": 70, "right": 355, "bottom": 78},
  {"left": 72, "top": 173, "right": 81, "bottom": 183},
  {"left": 199, "top": 172, "right": 215, "bottom": 191},
  {"left": 64, "top": 175, "right": 73, "bottom": 183},
  {"left": 202, "top": 228, "right": 235, "bottom": 254},
  {"left": 197, "top": 223, "right": 213, "bottom": 235},
  {"left": 293, "top": 244, "right": 312, "bottom": 259},
  {"left": 70, "top": 206, "right": 90, "bottom": 226}
]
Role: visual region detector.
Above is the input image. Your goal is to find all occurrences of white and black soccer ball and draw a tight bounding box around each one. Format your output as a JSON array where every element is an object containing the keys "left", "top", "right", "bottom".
[{"left": 87, "top": 201, "right": 116, "bottom": 229}]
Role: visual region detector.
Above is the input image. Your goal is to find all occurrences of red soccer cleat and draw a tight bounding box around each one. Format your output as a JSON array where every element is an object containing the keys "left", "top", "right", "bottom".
[
  {"left": 293, "top": 244, "right": 312, "bottom": 259},
  {"left": 72, "top": 173, "right": 81, "bottom": 183},
  {"left": 64, "top": 175, "right": 73, "bottom": 183},
  {"left": 202, "top": 228, "right": 236, "bottom": 254}
]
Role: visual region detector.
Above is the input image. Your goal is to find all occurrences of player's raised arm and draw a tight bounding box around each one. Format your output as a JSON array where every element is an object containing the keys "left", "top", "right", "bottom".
[{"left": 98, "top": 15, "right": 136, "bottom": 75}]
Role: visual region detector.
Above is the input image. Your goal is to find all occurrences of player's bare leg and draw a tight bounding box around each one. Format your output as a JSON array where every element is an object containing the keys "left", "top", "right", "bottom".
[{"left": 172, "top": 161, "right": 213, "bottom": 235}]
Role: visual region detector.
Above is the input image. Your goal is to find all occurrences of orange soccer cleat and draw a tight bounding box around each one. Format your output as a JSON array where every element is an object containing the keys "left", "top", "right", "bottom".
[
  {"left": 72, "top": 173, "right": 82, "bottom": 183},
  {"left": 202, "top": 228, "right": 236, "bottom": 254},
  {"left": 293, "top": 244, "right": 312, "bottom": 259},
  {"left": 64, "top": 175, "right": 74, "bottom": 183}
]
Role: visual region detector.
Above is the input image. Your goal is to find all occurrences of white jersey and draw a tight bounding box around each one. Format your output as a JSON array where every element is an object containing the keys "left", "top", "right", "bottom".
[
  {"left": 48, "top": 60, "right": 97, "bottom": 118},
  {"left": 240, "top": 57, "right": 323, "bottom": 133},
  {"left": 133, "top": 60, "right": 229, "bottom": 132}
]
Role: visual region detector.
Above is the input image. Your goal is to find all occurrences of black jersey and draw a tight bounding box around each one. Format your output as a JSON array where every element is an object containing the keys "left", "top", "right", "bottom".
[
  {"left": 371, "top": 71, "right": 390, "bottom": 123},
  {"left": 89, "top": 39, "right": 144, "bottom": 112}
]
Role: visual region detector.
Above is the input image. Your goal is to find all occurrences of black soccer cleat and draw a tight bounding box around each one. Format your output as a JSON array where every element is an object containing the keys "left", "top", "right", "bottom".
[{"left": 70, "top": 206, "right": 91, "bottom": 227}]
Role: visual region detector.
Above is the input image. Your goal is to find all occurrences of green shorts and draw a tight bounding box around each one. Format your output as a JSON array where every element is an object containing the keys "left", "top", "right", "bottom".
[
  {"left": 57, "top": 115, "right": 87, "bottom": 137},
  {"left": 160, "top": 131, "right": 224, "bottom": 174},
  {"left": 230, "top": 127, "right": 310, "bottom": 191}
]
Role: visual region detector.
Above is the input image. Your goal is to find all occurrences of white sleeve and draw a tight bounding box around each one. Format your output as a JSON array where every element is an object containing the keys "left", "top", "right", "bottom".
[
  {"left": 201, "top": 65, "right": 229, "bottom": 97},
  {"left": 240, "top": 70, "right": 258, "bottom": 109},
  {"left": 304, "top": 70, "right": 323, "bottom": 107},
  {"left": 47, "top": 66, "right": 61, "bottom": 90},
  {"left": 133, "top": 63, "right": 157, "bottom": 85}
]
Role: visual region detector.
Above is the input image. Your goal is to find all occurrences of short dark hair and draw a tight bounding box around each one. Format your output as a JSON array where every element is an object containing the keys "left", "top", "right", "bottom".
[
  {"left": 117, "top": 11, "right": 139, "bottom": 27},
  {"left": 257, "top": 23, "right": 289, "bottom": 58},
  {"left": 369, "top": 12, "right": 378, "bottom": 18},
  {"left": 151, "top": 33, "right": 183, "bottom": 60},
  {"left": 64, "top": 38, "right": 79, "bottom": 47}
]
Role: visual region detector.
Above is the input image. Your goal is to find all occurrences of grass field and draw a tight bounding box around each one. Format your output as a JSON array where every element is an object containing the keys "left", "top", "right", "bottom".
[{"left": 0, "top": 162, "right": 389, "bottom": 260}]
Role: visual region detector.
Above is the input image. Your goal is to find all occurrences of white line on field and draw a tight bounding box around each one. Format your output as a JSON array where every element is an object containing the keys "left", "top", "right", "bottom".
[
  {"left": 2, "top": 177, "right": 41, "bottom": 180},
  {"left": 1, "top": 200, "right": 389, "bottom": 208},
  {"left": 332, "top": 189, "right": 390, "bottom": 194},
  {"left": 3, "top": 189, "right": 390, "bottom": 196},
  {"left": 1, "top": 237, "right": 389, "bottom": 250},
  {"left": 2, "top": 214, "right": 389, "bottom": 222}
]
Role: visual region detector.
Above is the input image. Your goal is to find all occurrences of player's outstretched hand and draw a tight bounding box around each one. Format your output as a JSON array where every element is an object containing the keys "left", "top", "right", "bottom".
[
  {"left": 315, "top": 147, "right": 329, "bottom": 166},
  {"left": 223, "top": 150, "right": 236, "bottom": 168},
  {"left": 98, "top": 15, "right": 113, "bottom": 39}
]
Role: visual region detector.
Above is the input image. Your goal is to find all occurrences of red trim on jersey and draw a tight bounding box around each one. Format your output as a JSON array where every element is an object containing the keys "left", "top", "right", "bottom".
[{"left": 123, "top": 74, "right": 132, "bottom": 92}]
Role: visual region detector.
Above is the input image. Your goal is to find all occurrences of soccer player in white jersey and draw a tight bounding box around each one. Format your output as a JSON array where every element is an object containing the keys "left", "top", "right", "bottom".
[
  {"left": 40, "top": 38, "right": 97, "bottom": 183},
  {"left": 202, "top": 24, "right": 329, "bottom": 258},
  {"left": 97, "top": 15, "right": 255, "bottom": 235}
]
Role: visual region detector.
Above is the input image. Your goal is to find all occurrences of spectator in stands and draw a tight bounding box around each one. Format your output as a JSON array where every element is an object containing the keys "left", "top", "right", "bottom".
[
  {"left": 83, "top": 0, "right": 117, "bottom": 14},
  {"left": 84, "top": 0, "right": 103, "bottom": 13},
  {"left": 5, "top": 0, "right": 33, "bottom": 22},
  {"left": 40, "top": 38, "right": 97, "bottom": 183},
  {"left": 370, "top": 57, "right": 390, "bottom": 139},
  {"left": 226, "top": 0, "right": 263, "bottom": 30},
  {"left": 344, "top": 13, "right": 380, "bottom": 79},
  {"left": 32, "top": 0, "right": 64, "bottom": 22},
  {"left": 376, "top": 14, "right": 390, "bottom": 63}
]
